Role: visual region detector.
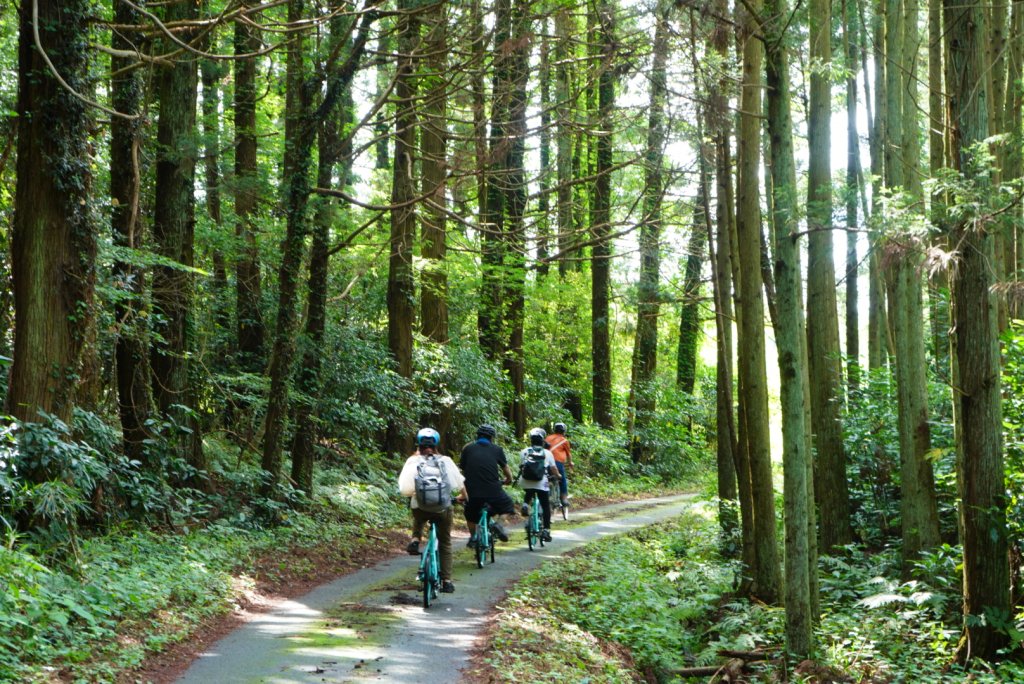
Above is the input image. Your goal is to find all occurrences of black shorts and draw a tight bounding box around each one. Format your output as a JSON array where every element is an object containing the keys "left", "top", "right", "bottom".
[{"left": 464, "top": 492, "right": 515, "bottom": 522}]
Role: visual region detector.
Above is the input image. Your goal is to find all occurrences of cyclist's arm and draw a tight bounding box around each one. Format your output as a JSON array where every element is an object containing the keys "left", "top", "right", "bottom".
[{"left": 501, "top": 463, "right": 514, "bottom": 485}]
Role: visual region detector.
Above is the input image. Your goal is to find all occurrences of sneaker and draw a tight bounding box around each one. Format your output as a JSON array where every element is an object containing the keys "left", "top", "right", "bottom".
[
  {"left": 560, "top": 496, "right": 568, "bottom": 507},
  {"left": 491, "top": 521, "right": 509, "bottom": 542},
  {"left": 406, "top": 540, "right": 420, "bottom": 555},
  {"left": 542, "top": 529, "right": 552, "bottom": 542},
  {"left": 441, "top": 580, "right": 455, "bottom": 593},
  {"left": 520, "top": 502, "right": 529, "bottom": 516}
]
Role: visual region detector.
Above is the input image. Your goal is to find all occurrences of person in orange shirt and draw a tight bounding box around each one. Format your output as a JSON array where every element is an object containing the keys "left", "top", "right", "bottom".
[{"left": 546, "top": 422, "right": 574, "bottom": 507}]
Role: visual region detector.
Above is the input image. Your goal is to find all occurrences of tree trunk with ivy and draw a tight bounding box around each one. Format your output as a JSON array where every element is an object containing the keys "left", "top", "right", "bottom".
[
  {"left": 151, "top": 0, "right": 204, "bottom": 473},
  {"left": 110, "top": 0, "right": 151, "bottom": 463},
  {"left": 8, "top": 0, "right": 96, "bottom": 460},
  {"left": 234, "top": 4, "right": 265, "bottom": 372}
]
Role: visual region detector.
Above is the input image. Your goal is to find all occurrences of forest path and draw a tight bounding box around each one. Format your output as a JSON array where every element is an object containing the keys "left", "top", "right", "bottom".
[{"left": 175, "top": 493, "right": 697, "bottom": 684}]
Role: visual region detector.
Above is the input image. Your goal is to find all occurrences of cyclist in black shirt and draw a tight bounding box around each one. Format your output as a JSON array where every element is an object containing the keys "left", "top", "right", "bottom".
[{"left": 460, "top": 423, "right": 515, "bottom": 546}]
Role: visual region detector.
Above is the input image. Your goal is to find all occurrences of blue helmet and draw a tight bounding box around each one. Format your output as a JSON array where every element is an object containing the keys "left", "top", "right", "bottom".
[{"left": 416, "top": 427, "right": 440, "bottom": 448}]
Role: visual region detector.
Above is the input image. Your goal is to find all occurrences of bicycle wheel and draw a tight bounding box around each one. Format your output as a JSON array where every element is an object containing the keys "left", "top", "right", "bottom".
[
  {"left": 527, "top": 519, "right": 535, "bottom": 551},
  {"left": 422, "top": 551, "right": 434, "bottom": 608},
  {"left": 476, "top": 516, "right": 487, "bottom": 568},
  {"left": 489, "top": 535, "right": 496, "bottom": 563}
]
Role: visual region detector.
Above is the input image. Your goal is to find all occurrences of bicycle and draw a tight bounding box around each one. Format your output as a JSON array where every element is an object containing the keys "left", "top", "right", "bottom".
[
  {"left": 417, "top": 520, "right": 441, "bottom": 608},
  {"left": 524, "top": 492, "right": 544, "bottom": 551},
  {"left": 555, "top": 493, "right": 569, "bottom": 521},
  {"left": 473, "top": 503, "right": 497, "bottom": 568}
]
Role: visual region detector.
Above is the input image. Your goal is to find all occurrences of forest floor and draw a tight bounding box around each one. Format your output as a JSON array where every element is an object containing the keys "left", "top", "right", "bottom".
[{"left": 126, "top": 491, "right": 694, "bottom": 684}]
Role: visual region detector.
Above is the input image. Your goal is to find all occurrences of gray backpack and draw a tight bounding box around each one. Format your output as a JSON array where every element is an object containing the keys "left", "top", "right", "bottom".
[{"left": 414, "top": 455, "right": 452, "bottom": 511}]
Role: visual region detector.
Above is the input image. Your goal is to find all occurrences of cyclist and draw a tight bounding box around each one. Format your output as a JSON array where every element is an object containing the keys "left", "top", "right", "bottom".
[
  {"left": 546, "top": 422, "right": 574, "bottom": 507},
  {"left": 518, "top": 427, "right": 560, "bottom": 541},
  {"left": 398, "top": 427, "right": 464, "bottom": 594},
  {"left": 459, "top": 423, "right": 515, "bottom": 547}
]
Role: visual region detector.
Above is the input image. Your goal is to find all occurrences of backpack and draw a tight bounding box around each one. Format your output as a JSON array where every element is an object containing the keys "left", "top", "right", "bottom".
[
  {"left": 414, "top": 455, "right": 452, "bottom": 511},
  {"left": 521, "top": 447, "right": 547, "bottom": 481}
]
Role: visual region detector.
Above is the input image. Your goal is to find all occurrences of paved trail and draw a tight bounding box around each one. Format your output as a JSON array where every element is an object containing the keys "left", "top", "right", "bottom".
[{"left": 176, "top": 493, "right": 696, "bottom": 684}]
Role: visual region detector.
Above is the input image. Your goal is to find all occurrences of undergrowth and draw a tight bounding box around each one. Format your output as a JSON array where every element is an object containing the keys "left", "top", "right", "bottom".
[{"left": 477, "top": 504, "right": 1024, "bottom": 683}]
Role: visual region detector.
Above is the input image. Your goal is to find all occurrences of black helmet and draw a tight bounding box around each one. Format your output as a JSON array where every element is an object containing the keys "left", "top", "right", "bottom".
[
  {"left": 477, "top": 423, "right": 497, "bottom": 440},
  {"left": 553, "top": 422, "right": 567, "bottom": 434}
]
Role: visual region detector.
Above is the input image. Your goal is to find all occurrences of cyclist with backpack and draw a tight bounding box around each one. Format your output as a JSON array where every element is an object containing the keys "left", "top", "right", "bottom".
[
  {"left": 398, "top": 427, "right": 464, "bottom": 594},
  {"left": 546, "top": 422, "right": 574, "bottom": 507},
  {"left": 459, "top": 423, "right": 515, "bottom": 547},
  {"left": 518, "top": 427, "right": 560, "bottom": 541}
]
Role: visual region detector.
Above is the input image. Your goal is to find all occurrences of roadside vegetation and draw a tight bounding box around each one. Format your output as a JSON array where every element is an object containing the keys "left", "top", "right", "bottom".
[{"left": 0, "top": 415, "right": 705, "bottom": 682}]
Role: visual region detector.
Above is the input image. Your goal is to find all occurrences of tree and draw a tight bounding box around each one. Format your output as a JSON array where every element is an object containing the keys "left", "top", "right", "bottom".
[
  {"left": 629, "top": 0, "right": 669, "bottom": 462},
  {"left": 234, "top": 2, "right": 265, "bottom": 371},
  {"left": 843, "top": 0, "right": 861, "bottom": 392},
  {"left": 8, "top": 0, "right": 97, "bottom": 455},
  {"left": 591, "top": 0, "right": 615, "bottom": 429},
  {"left": 110, "top": 0, "right": 151, "bottom": 462},
  {"left": 944, "top": 0, "right": 1012, "bottom": 662},
  {"left": 765, "top": 0, "right": 815, "bottom": 654},
  {"left": 736, "top": 0, "right": 781, "bottom": 603},
  {"left": 807, "top": 0, "right": 851, "bottom": 553},
  {"left": 150, "top": 0, "right": 204, "bottom": 472}
]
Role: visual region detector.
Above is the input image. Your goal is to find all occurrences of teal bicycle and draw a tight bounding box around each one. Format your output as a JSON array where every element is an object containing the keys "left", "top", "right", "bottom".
[
  {"left": 417, "top": 521, "right": 441, "bottom": 608},
  {"left": 474, "top": 503, "right": 497, "bottom": 568},
  {"left": 524, "top": 493, "right": 545, "bottom": 551}
]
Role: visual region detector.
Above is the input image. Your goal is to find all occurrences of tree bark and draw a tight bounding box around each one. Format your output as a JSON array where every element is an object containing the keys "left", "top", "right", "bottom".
[
  {"left": 844, "top": 0, "right": 861, "bottom": 392},
  {"left": 234, "top": 5, "right": 265, "bottom": 371},
  {"left": 9, "top": 0, "right": 96, "bottom": 451},
  {"left": 736, "top": 0, "right": 780, "bottom": 604},
  {"left": 110, "top": 0, "right": 151, "bottom": 463},
  {"left": 808, "top": 0, "right": 852, "bottom": 553},
  {"left": 629, "top": 1, "right": 668, "bottom": 462},
  {"left": 766, "top": 0, "right": 815, "bottom": 653},
  {"left": 591, "top": 0, "right": 615, "bottom": 429},
  {"left": 945, "top": 0, "right": 1012, "bottom": 662},
  {"left": 151, "top": 0, "right": 204, "bottom": 472}
]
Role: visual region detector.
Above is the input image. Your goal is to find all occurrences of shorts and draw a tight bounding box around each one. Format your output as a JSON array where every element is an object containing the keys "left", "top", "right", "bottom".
[{"left": 464, "top": 492, "right": 516, "bottom": 522}]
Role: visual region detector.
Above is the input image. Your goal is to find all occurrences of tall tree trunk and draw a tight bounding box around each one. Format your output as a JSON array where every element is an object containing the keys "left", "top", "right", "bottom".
[
  {"left": 944, "top": 0, "right": 1011, "bottom": 663},
  {"left": 808, "top": 0, "right": 852, "bottom": 552},
  {"left": 502, "top": 0, "right": 531, "bottom": 437},
  {"left": 200, "top": 59, "right": 230, "bottom": 354},
  {"left": 737, "top": 0, "right": 780, "bottom": 604},
  {"left": 709, "top": 0, "right": 738, "bottom": 551},
  {"left": 264, "top": 0, "right": 375, "bottom": 481},
  {"left": 629, "top": 1, "right": 668, "bottom": 462},
  {"left": 234, "top": 6, "right": 265, "bottom": 371},
  {"left": 765, "top": 0, "right": 815, "bottom": 653},
  {"left": 1008, "top": 0, "right": 1024, "bottom": 313},
  {"left": 591, "top": 0, "right": 615, "bottom": 429},
  {"left": 555, "top": 8, "right": 576, "bottom": 276},
  {"left": 110, "top": 0, "right": 151, "bottom": 462},
  {"left": 385, "top": 0, "right": 418, "bottom": 455},
  {"left": 537, "top": 26, "right": 552, "bottom": 276},
  {"left": 844, "top": 0, "right": 861, "bottom": 392},
  {"left": 868, "top": 0, "right": 889, "bottom": 369},
  {"left": 892, "top": 0, "right": 941, "bottom": 577},
  {"left": 151, "top": 0, "right": 204, "bottom": 472},
  {"left": 479, "top": 0, "right": 510, "bottom": 362},
  {"left": 9, "top": 0, "right": 96, "bottom": 451},
  {"left": 420, "top": 0, "right": 449, "bottom": 343},
  {"left": 677, "top": 223, "right": 706, "bottom": 394},
  {"left": 928, "top": 0, "right": 950, "bottom": 367}
]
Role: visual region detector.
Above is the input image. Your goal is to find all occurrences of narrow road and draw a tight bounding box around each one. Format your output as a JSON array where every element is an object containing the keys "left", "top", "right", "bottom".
[{"left": 176, "top": 493, "right": 696, "bottom": 684}]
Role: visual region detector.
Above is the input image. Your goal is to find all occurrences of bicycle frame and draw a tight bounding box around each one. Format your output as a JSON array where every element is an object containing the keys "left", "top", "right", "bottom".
[
  {"left": 475, "top": 504, "right": 496, "bottom": 568},
  {"left": 525, "top": 492, "right": 544, "bottom": 550},
  {"left": 418, "top": 521, "right": 440, "bottom": 608}
]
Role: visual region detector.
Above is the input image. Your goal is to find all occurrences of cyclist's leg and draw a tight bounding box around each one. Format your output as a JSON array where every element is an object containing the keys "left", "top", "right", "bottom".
[
  {"left": 408, "top": 508, "right": 427, "bottom": 554},
  {"left": 436, "top": 507, "right": 454, "bottom": 582},
  {"left": 465, "top": 498, "right": 482, "bottom": 541},
  {"left": 522, "top": 488, "right": 536, "bottom": 516},
  {"left": 490, "top": 492, "right": 515, "bottom": 541},
  {"left": 538, "top": 489, "right": 552, "bottom": 529},
  {"left": 556, "top": 461, "right": 568, "bottom": 501}
]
